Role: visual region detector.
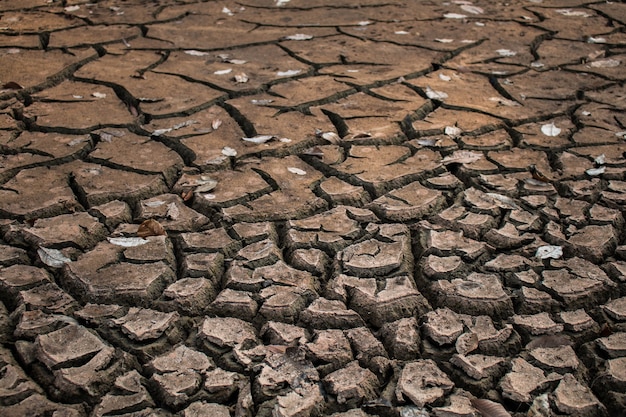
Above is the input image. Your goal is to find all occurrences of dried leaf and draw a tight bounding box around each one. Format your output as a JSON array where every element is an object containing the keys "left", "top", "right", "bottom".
[
  {"left": 541, "top": 123, "right": 561, "bottom": 137},
  {"left": 461, "top": 4, "right": 484, "bottom": 14},
  {"left": 211, "top": 119, "right": 222, "bottom": 131},
  {"left": 485, "top": 193, "right": 520, "bottom": 210},
  {"left": 595, "top": 154, "right": 606, "bottom": 165},
  {"left": 470, "top": 398, "right": 512, "bottom": 417},
  {"left": 92, "top": 92, "right": 106, "bottom": 99},
  {"left": 107, "top": 237, "right": 149, "bottom": 247},
  {"left": 590, "top": 58, "right": 621, "bottom": 68},
  {"left": 276, "top": 69, "right": 301, "bottom": 77},
  {"left": 586, "top": 166, "right": 605, "bottom": 176},
  {"left": 287, "top": 167, "right": 307, "bottom": 175},
  {"left": 302, "top": 146, "right": 324, "bottom": 157},
  {"left": 166, "top": 203, "right": 180, "bottom": 220},
  {"left": 184, "top": 50, "right": 209, "bottom": 56},
  {"left": 358, "top": 21, "right": 372, "bottom": 26},
  {"left": 556, "top": 8, "right": 591, "bottom": 17},
  {"left": 137, "top": 219, "right": 166, "bottom": 237},
  {"left": 456, "top": 332, "right": 479, "bottom": 355},
  {"left": 528, "top": 164, "right": 551, "bottom": 183},
  {"left": 2, "top": 81, "right": 23, "bottom": 90},
  {"left": 195, "top": 179, "right": 218, "bottom": 193},
  {"left": 38, "top": 247, "right": 72, "bottom": 268},
  {"left": 285, "top": 34, "right": 314, "bottom": 41},
  {"left": 222, "top": 7, "right": 234, "bottom": 15},
  {"left": 489, "top": 97, "right": 520, "bottom": 106},
  {"left": 439, "top": 73, "right": 452, "bottom": 81},
  {"left": 144, "top": 200, "right": 166, "bottom": 208},
  {"left": 242, "top": 135, "right": 275, "bottom": 144},
  {"left": 214, "top": 68, "right": 232, "bottom": 75},
  {"left": 442, "top": 150, "right": 483, "bottom": 165},
  {"left": 425, "top": 86, "right": 448, "bottom": 100},
  {"left": 279, "top": 137, "right": 292, "bottom": 143},
  {"left": 234, "top": 73, "right": 249, "bottom": 83},
  {"left": 444, "top": 125, "right": 462, "bottom": 138},
  {"left": 181, "top": 190, "right": 193, "bottom": 201},
  {"left": 251, "top": 99, "right": 274, "bottom": 106},
  {"left": 496, "top": 49, "right": 516, "bottom": 57},
  {"left": 435, "top": 38, "right": 454, "bottom": 43},
  {"left": 416, "top": 138, "right": 439, "bottom": 147},
  {"left": 222, "top": 146, "right": 237, "bottom": 157},
  {"left": 444, "top": 13, "right": 467, "bottom": 19},
  {"left": 535, "top": 245, "right": 563, "bottom": 260},
  {"left": 587, "top": 36, "right": 606, "bottom": 44},
  {"left": 64, "top": 5, "right": 80, "bottom": 12}
]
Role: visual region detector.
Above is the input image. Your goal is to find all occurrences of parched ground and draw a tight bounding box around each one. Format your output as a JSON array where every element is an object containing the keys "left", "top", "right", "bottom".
[{"left": 1, "top": 0, "right": 626, "bottom": 416}]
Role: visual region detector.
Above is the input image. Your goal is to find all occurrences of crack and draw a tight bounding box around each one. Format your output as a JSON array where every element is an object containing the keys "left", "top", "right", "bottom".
[
  {"left": 219, "top": 101, "right": 257, "bottom": 138},
  {"left": 320, "top": 109, "right": 350, "bottom": 138}
]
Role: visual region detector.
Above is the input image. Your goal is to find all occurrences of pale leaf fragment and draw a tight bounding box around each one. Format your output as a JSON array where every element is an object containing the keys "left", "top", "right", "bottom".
[
  {"left": 287, "top": 167, "right": 307, "bottom": 175},
  {"left": 195, "top": 179, "right": 218, "bottom": 193},
  {"left": 251, "top": 99, "right": 274, "bottom": 106},
  {"left": 425, "top": 86, "right": 448, "bottom": 100},
  {"left": 416, "top": 138, "right": 439, "bottom": 147},
  {"left": 444, "top": 125, "right": 462, "bottom": 138},
  {"left": 92, "top": 92, "right": 106, "bottom": 99},
  {"left": 107, "top": 237, "right": 149, "bottom": 247},
  {"left": 444, "top": 13, "right": 467, "bottom": 19},
  {"left": 64, "top": 5, "right": 80, "bottom": 12},
  {"left": 184, "top": 50, "right": 209, "bottom": 56},
  {"left": 541, "top": 123, "right": 561, "bottom": 137},
  {"left": 615, "top": 131, "right": 626, "bottom": 139},
  {"left": 144, "top": 200, "right": 166, "bottom": 208},
  {"left": 485, "top": 193, "right": 520, "bottom": 210},
  {"left": 222, "top": 146, "right": 237, "bottom": 157},
  {"left": 242, "top": 135, "right": 276, "bottom": 144},
  {"left": 277, "top": 69, "right": 301, "bottom": 77},
  {"left": 496, "top": 49, "right": 516, "bottom": 57},
  {"left": 212, "top": 119, "right": 222, "bottom": 130},
  {"left": 442, "top": 150, "right": 482, "bottom": 165},
  {"left": 435, "top": 38, "right": 454, "bottom": 43},
  {"left": 586, "top": 166, "right": 605, "bottom": 176},
  {"left": 595, "top": 154, "right": 606, "bottom": 165},
  {"left": 489, "top": 97, "right": 520, "bottom": 106},
  {"left": 556, "top": 9, "right": 591, "bottom": 17},
  {"left": 535, "top": 245, "right": 563, "bottom": 260},
  {"left": 460, "top": 4, "right": 483, "bottom": 14},
  {"left": 587, "top": 36, "right": 606, "bottom": 44},
  {"left": 234, "top": 73, "right": 249, "bottom": 83},
  {"left": 439, "top": 73, "right": 452, "bottom": 81},
  {"left": 358, "top": 21, "right": 372, "bottom": 26},
  {"left": 166, "top": 203, "right": 180, "bottom": 220},
  {"left": 321, "top": 131, "right": 341, "bottom": 144},
  {"left": 38, "top": 247, "right": 72, "bottom": 268},
  {"left": 285, "top": 34, "right": 313, "bottom": 41},
  {"left": 214, "top": 69, "right": 232, "bottom": 75},
  {"left": 590, "top": 59, "right": 621, "bottom": 68},
  {"left": 228, "top": 59, "right": 247, "bottom": 65}
]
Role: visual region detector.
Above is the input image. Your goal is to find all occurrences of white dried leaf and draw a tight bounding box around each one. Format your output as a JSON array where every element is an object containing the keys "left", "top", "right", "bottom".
[
  {"left": 581, "top": 110, "right": 591, "bottom": 116},
  {"left": 321, "top": 131, "right": 341, "bottom": 144},
  {"left": 242, "top": 135, "right": 275, "bottom": 144},
  {"left": 489, "top": 97, "right": 520, "bottom": 106},
  {"left": 416, "top": 138, "right": 439, "bottom": 147},
  {"left": 214, "top": 68, "right": 232, "bottom": 75},
  {"left": 586, "top": 166, "right": 605, "bottom": 176},
  {"left": 285, "top": 34, "right": 313, "bottom": 41},
  {"left": 485, "top": 193, "right": 520, "bottom": 210},
  {"left": 195, "top": 179, "right": 218, "bottom": 193},
  {"left": 144, "top": 200, "right": 166, "bottom": 207},
  {"left": 556, "top": 9, "right": 591, "bottom": 17},
  {"left": 234, "top": 73, "right": 249, "bottom": 83},
  {"left": 435, "top": 38, "right": 454, "bottom": 43},
  {"left": 184, "top": 50, "right": 209, "bottom": 56},
  {"left": 67, "top": 138, "right": 85, "bottom": 146},
  {"left": 496, "top": 49, "right": 516, "bottom": 57},
  {"left": 222, "top": 146, "right": 237, "bottom": 156},
  {"left": 107, "top": 237, "right": 149, "bottom": 247},
  {"left": 279, "top": 137, "right": 292, "bottom": 143},
  {"left": 172, "top": 120, "right": 197, "bottom": 130},
  {"left": 166, "top": 203, "right": 180, "bottom": 220},
  {"left": 615, "top": 131, "right": 626, "bottom": 139},
  {"left": 99, "top": 132, "right": 113, "bottom": 143},
  {"left": 222, "top": 7, "right": 234, "bottom": 15},
  {"left": 38, "top": 247, "right": 72, "bottom": 268},
  {"left": 152, "top": 128, "right": 171, "bottom": 136},
  {"left": 425, "top": 86, "right": 448, "bottom": 100},
  {"left": 595, "top": 154, "right": 606, "bottom": 165},
  {"left": 444, "top": 125, "right": 462, "bottom": 138},
  {"left": 590, "top": 59, "right": 621, "bottom": 68},
  {"left": 535, "top": 245, "right": 563, "bottom": 260},
  {"left": 228, "top": 59, "right": 247, "bottom": 65},
  {"left": 212, "top": 119, "right": 222, "bottom": 130},
  {"left": 358, "top": 21, "right": 372, "bottom": 26},
  {"left": 92, "top": 92, "right": 106, "bottom": 99},
  {"left": 277, "top": 69, "right": 301, "bottom": 77},
  {"left": 72, "top": 95, "right": 83, "bottom": 99},
  {"left": 541, "top": 123, "right": 561, "bottom": 137},
  {"left": 531, "top": 61, "right": 545, "bottom": 68},
  {"left": 587, "top": 36, "right": 606, "bottom": 44},
  {"left": 275, "top": 0, "right": 290, "bottom": 5},
  {"left": 444, "top": 13, "right": 467, "bottom": 19},
  {"left": 287, "top": 167, "right": 307, "bottom": 175},
  {"left": 251, "top": 99, "right": 274, "bottom": 105},
  {"left": 461, "top": 4, "right": 483, "bottom": 14},
  {"left": 442, "top": 150, "right": 483, "bottom": 165},
  {"left": 439, "top": 73, "right": 452, "bottom": 81},
  {"left": 64, "top": 5, "right": 80, "bottom": 12},
  {"left": 394, "top": 31, "right": 409, "bottom": 35}
]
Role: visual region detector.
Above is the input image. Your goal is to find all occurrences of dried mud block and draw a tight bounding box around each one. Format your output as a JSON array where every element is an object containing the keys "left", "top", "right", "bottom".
[
  {"left": 560, "top": 309, "right": 599, "bottom": 337},
  {"left": 0, "top": 346, "right": 43, "bottom": 406},
  {"left": 499, "top": 358, "right": 561, "bottom": 404},
  {"left": 14, "top": 310, "right": 73, "bottom": 340},
  {"left": 2, "top": 393, "right": 85, "bottom": 417},
  {"left": 552, "top": 373, "right": 606, "bottom": 417},
  {"left": 286, "top": 206, "right": 375, "bottom": 253},
  {"left": 10, "top": 212, "right": 107, "bottom": 250},
  {"left": 338, "top": 238, "right": 409, "bottom": 278},
  {"left": 137, "top": 194, "right": 210, "bottom": 233},
  {"left": 258, "top": 286, "right": 308, "bottom": 324},
  {"left": 380, "top": 317, "right": 420, "bottom": 361},
  {"left": 261, "top": 322, "right": 308, "bottom": 346},
  {"left": 484, "top": 222, "right": 535, "bottom": 250},
  {"left": 423, "top": 308, "right": 464, "bottom": 346},
  {"left": 349, "top": 276, "right": 431, "bottom": 328},
  {"left": 203, "top": 368, "right": 242, "bottom": 402},
  {"left": 180, "top": 252, "right": 223, "bottom": 282},
  {"left": 462, "top": 188, "right": 502, "bottom": 216},
  {"left": 604, "top": 261, "right": 626, "bottom": 285},
  {"left": 198, "top": 317, "right": 258, "bottom": 351},
  {"left": 16, "top": 282, "right": 78, "bottom": 315},
  {"left": 324, "top": 361, "right": 379, "bottom": 407},
  {"left": 114, "top": 308, "right": 180, "bottom": 342},
  {"left": 224, "top": 262, "right": 264, "bottom": 293},
  {"left": 92, "top": 370, "right": 155, "bottom": 417},
  {"left": 484, "top": 254, "right": 538, "bottom": 274},
  {"left": 210, "top": 289, "right": 258, "bottom": 321},
  {"left": 300, "top": 298, "right": 365, "bottom": 329},
  {"left": 432, "top": 273, "right": 513, "bottom": 320},
  {"left": 290, "top": 248, "right": 330, "bottom": 275},
  {"left": 0, "top": 167, "right": 82, "bottom": 219},
  {"left": 183, "top": 402, "right": 230, "bottom": 417},
  {"left": 305, "top": 329, "right": 353, "bottom": 375},
  {"left": 450, "top": 354, "right": 507, "bottom": 381},
  {"left": 72, "top": 163, "right": 168, "bottom": 207},
  {"left": 432, "top": 392, "right": 476, "bottom": 417},
  {"left": 256, "top": 350, "right": 319, "bottom": 400},
  {"left": 434, "top": 205, "right": 498, "bottom": 240},
  {"left": 236, "top": 239, "right": 282, "bottom": 269},
  {"left": 178, "top": 228, "right": 241, "bottom": 258},
  {"left": 345, "top": 327, "right": 390, "bottom": 377},
  {"left": 604, "top": 297, "right": 626, "bottom": 329},
  {"left": 148, "top": 345, "right": 214, "bottom": 375},
  {"left": 0, "top": 265, "right": 51, "bottom": 307},
  {"left": 123, "top": 235, "right": 176, "bottom": 266},
  {"left": 541, "top": 258, "right": 617, "bottom": 309},
  {"left": 516, "top": 287, "right": 559, "bottom": 315},
  {"left": 0, "top": 244, "right": 28, "bottom": 267},
  {"left": 273, "top": 382, "right": 324, "bottom": 417},
  {"left": 462, "top": 315, "right": 518, "bottom": 357},
  {"left": 598, "top": 332, "right": 626, "bottom": 358},
  {"left": 319, "top": 177, "right": 371, "bottom": 207},
  {"left": 529, "top": 345, "right": 580, "bottom": 375},
  {"left": 513, "top": 313, "right": 563, "bottom": 341},
  {"left": 396, "top": 360, "right": 454, "bottom": 407},
  {"left": 367, "top": 181, "right": 446, "bottom": 222},
  {"left": 151, "top": 369, "right": 202, "bottom": 409},
  {"left": 420, "top": 228, "right": 488, "bottom": 262},
  {"left": 232, "top": 222, "right": 278, "bottom": 245},
  {"left": 254, "top": 261, "right": 319, "bottom": 294},
  {"left": 567, "top": 225, "right": 618, "bottom": 263},
  {"left": 162, "top": 278, "right": 216, "bottom": 315},
  {"left": 421, "top": 257, "right": 467, "bottom": 287},
  {"left": 595, "top": 357, "right": 626, "bottom": 399},
  {"left": 89, "top": 200, "right": 132, "bottom": 231}
]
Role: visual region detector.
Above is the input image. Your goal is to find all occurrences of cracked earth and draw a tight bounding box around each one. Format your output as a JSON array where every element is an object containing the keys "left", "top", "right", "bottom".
[{"left": 1, "top": 0, "right": 626, "bottom": 416}]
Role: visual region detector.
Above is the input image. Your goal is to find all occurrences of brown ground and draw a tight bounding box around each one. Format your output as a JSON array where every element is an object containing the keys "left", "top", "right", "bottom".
[{"left": 1, "top": 1, "right": 626, "bottom": 416}]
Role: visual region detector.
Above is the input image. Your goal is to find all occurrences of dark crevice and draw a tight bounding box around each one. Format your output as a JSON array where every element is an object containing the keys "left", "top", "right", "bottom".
[
  {"left": 320, "top": 109, "right": 350, "bottom": 138},
  {"left": 219, "top": 102, "right": 257, "bottom": 138},
  {"left": 400, "top": 100, "right": 437, "bottom": 139},
  {"left": 487, "top": 75, "right": 520, "bottom": 103}
]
